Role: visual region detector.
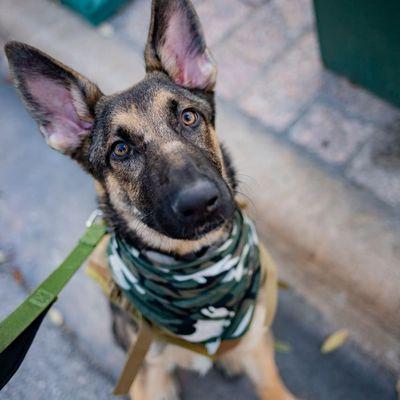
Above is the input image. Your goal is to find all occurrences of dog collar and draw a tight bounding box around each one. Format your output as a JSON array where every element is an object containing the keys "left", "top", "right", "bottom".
[{"left": 107, "top": 209, "right": 262, "bottom": 356}]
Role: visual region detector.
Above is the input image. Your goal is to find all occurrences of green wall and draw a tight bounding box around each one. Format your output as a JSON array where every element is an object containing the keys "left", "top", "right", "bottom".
[{"left": 314, "top": 0, "right": 400, "bottom": 108}]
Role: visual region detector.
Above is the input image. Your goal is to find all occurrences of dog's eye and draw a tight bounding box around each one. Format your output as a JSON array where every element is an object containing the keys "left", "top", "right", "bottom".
[
  {"left": 112, "top": 141, "right": 130, "bottom": 158},
  {"left": 181, "top": 109, "right": 199, "bottom": 127}
]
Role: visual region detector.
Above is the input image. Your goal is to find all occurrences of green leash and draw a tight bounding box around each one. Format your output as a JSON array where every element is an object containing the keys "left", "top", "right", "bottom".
[{"left": 0, "top": 212, "right": 107, "bottom": 390}]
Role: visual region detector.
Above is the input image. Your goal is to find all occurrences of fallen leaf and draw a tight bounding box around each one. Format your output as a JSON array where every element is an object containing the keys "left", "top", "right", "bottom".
[
  {"left": 274, "top": 340, "right": 292, "bottom": 353},
  {"left": 278, "top": 279, "right": 290, "bottom": 290},
  {"left": 321, "top": 329, "right": 349, "bottom": 354},
  {"left": 12, "top": 268, "right": 24, "bottom": 285},
  {"left": 48, "top": 308, "right": 64, "bottom": 327}
]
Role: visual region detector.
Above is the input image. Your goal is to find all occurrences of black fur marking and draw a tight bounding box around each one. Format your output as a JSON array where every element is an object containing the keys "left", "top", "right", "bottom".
[{"left": 220, "top": 144, "right": 238, "bottom": 191}]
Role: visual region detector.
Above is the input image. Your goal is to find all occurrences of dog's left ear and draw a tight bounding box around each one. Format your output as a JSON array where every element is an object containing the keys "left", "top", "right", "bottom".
[{"left": 145, "top": 0, "right": 216, "bottom": 91}]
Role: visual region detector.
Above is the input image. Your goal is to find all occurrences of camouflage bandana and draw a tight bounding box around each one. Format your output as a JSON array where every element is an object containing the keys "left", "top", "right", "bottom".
[{"left": 107, "top": 209, "right": 261, "bottom": 355}]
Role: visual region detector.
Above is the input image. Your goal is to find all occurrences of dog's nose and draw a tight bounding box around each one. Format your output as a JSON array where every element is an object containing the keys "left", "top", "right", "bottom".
[{"left": 173, "top": 179, "right": 219, "bottom": 220}]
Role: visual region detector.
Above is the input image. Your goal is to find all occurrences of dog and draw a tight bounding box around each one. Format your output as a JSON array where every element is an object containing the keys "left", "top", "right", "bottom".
[{"left": 4, "top": 0, "right": 296, "bottom": 398}]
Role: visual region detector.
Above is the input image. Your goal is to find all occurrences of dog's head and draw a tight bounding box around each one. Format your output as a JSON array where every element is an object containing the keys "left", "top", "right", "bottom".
[{"left": 5, "top": 0, "right": 237, "bottom": 253}]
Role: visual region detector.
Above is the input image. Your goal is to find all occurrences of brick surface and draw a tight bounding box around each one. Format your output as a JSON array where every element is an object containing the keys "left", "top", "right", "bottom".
[
  {"left": 195, "top": 0, "right": 250, "bottom": 46},
  {"left": 240, "top": 0, "right": 269, "bottom": 6},
  {"left": 213, "top": 3, "right": 288, "bottom": 100},
  {"left": 240, "top": 32, "right": 322, "bottom": 131},
  {"left": 347, "top": 129, "right": 400, "bottom": 208},
  {"left": 322, "top": 72, "right": 400, "bottom": 126},
  {"left": 213, "top": 43, "right": 262, "bottom": 101},
  {"left": 221, "top": 5, "right": 288, "bottom": 66},
  {"left": 273, "top": 0, "right": 314, "bottom": 39},
  {"left": 111, "top": 0, "right": 150, "bottom": 50},
  {"left": 290, "top": 103, "right": 376, "bottom": 164}
]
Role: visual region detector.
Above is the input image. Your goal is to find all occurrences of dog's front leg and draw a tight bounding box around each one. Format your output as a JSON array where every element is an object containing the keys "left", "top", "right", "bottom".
[
  {"left": 220, "top": 331, "right": 295, "bottom": 400},
  {"left": 218, "top": 299, "right": 296, "bottom": 400},
  {"left": 242, "top": 331, "right": 296, "bottom": 400},
  {"left": 129, "top": 362, "right": 179, "bottom": 400}
]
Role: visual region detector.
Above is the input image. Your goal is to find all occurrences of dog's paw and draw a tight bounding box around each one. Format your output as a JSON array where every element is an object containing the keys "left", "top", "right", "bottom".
[
  {"left": 215, "top": 360, "right": 244, "bottom": 380},
  {"left": 129, "top": 374, "right": 180, "bottom": 400},
  {"left": 259, "top": 387, "right": 298, "bottom": 400},
  {"left": 157, "top": 377, "right": 180, "bottom": 400}
]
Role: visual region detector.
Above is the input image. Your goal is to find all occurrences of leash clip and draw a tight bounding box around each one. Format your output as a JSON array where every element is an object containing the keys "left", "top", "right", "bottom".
[{"left": 86, "top": 209, "right": 104, "bottom": 227}]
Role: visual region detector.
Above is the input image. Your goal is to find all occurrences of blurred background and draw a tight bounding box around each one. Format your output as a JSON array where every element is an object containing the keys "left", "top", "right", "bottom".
[{"left": 0, "top": 0, "right": 399, "bottom": 399}]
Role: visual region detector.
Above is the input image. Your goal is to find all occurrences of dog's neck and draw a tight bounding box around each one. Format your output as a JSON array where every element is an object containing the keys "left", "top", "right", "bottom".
[{"left": 119, "top": 215, "right": 232, "bottom": 258}]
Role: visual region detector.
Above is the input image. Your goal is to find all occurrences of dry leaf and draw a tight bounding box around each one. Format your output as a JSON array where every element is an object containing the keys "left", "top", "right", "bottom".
[
  {"left": 12, "top": 268, "right": 24, "bottom": 285},
  {"left": 321, "top": 329, "right": 349, "bottom": 354},
  {"left": 48, "top": 308, "right": 64, "bottom": 327},
  {"left": 278, "top": 279, "right": 290, "bottom": 290},
  {"left": 274, "top": 340, "right": 292, "bottom": 353}
]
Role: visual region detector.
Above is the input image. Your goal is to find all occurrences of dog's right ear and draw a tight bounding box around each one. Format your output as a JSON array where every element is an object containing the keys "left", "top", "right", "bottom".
[
  {"left": 4, "top": 42, "right": 103, "bottom": 155},
  {"left": 145, "top": 0, "right": 216, "bottom": 91}
]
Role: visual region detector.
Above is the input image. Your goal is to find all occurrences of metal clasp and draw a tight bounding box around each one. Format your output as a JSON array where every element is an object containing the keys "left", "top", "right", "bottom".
[{"left": 86, "top": 209, "right": 104, "bottom": 228}]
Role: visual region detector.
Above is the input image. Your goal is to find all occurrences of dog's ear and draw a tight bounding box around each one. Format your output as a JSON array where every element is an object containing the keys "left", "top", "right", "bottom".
[
  {"left": 4, "top": 41, "right": 102, "bottom": 155},
  {"left": 145, "top": 0, "right": 216, "bottom": 91}
]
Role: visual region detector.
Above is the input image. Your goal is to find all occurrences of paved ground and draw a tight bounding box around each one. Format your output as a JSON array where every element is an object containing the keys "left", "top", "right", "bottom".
[
  {"left": 0, "top": 77, "right": 397, "bottom": 400},
  {"left": 111, "top": 0, "right": 400, "bottom": 210}
]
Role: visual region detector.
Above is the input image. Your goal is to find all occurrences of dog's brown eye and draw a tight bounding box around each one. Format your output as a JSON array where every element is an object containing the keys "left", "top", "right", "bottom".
[
  {"left": 112, "top": 141, "right": 130, "bottom": 158},
  {"left": 181, "top": 109, "right": 199, "bottom": 126}
]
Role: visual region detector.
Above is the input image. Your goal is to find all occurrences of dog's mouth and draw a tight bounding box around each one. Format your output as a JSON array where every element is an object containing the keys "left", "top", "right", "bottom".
[
  {"left": 142, "top": 198, "right": 235, "bottom": 241},
  {"left": 176, "top": 213, "right": 229, "bottom": 240}
]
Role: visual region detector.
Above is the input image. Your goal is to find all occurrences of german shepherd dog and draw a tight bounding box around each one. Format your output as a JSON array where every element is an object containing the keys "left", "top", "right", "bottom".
[{"left": 5, "top": 0, "right": 295, "bottom": 398}]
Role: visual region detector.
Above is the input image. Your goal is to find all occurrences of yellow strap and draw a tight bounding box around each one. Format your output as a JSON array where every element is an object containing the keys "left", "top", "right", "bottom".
[
  {"left": 259, "top": 243, "right": 278, "bottom": 327},
  {"left": 113, "top": 319, "right": 154, "bottom": 396}
]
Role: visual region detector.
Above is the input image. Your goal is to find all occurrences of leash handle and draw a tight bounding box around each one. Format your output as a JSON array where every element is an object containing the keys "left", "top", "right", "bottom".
[{"left": 0, "top": 219, "right": 107, "bottom": 390}]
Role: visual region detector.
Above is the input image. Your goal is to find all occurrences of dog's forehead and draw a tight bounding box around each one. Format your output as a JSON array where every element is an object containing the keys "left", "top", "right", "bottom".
[{"left": 99, "top": 72, "right": 212, "bottom": 137}]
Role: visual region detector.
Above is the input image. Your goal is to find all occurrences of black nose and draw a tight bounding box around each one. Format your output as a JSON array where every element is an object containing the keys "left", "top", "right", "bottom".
[{"left": 173, "top": 180, "right": 220, "bottom": 220}]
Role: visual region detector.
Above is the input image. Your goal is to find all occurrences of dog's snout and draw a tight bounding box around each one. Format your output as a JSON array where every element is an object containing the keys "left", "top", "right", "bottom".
[{"left": 173, "top": 179, "right": 220, "bottom": 221}]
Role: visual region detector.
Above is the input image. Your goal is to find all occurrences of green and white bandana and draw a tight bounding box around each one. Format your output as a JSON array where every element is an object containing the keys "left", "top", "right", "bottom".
[{"left": 107, "top": 209, "right": 261, "bottom": 355}]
